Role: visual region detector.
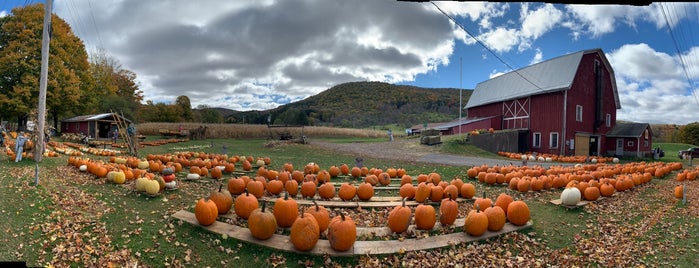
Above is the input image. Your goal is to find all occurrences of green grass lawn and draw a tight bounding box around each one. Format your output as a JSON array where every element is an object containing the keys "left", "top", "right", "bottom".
[{"left": 0, "top": 138, "right": 696, "bottom": 267}]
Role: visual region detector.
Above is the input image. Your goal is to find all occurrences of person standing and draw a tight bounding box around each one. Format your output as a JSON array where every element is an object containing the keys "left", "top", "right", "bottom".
[
  {"left": 112, "top": 128, "right": 119, "bottom": 144},
  {"left": 0, "top": 124, "right": 6, "bottom": 147},
  {"left": 15, "top": 131, "right": 28, "bottom": 162},
  {"left": 387, "top": 129, "right": 394, "bottom": 142}
]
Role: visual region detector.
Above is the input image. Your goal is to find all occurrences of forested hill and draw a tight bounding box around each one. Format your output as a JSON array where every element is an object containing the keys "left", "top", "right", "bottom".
[{"left": 224, "top": 81, "right": 473, "bottom": 128}]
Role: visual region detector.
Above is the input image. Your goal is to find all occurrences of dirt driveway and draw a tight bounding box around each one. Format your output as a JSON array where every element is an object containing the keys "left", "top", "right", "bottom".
[{"left": 309, "top": 138, "right": 562, "bottom": 168}]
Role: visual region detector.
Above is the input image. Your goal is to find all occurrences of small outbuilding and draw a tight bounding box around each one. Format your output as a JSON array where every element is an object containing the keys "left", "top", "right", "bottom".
[
  {"left": 605, "top": 122, "right": 653, "bottom": 158},
  {"left": 60, "top": 113, "right": 132, "bottom": 139}
]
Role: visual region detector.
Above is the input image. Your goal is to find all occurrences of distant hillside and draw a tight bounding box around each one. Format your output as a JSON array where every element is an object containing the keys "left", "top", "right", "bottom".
[{"left": 223, "top": 81, "right": 472, "bottom": 128}]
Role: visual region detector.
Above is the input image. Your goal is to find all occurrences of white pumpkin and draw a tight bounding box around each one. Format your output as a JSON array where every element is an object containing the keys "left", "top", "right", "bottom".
[
  {"left": 256, "top": 159, "right": 266, "bottom": 167},
  {"left": 561, "top": 187, "right": 581, "bottom": 206},
  {"left": 528, "top": 155, "right": 536, "bottom": 161},
  {"left": 612, "top": 158, "right": 619, "bottom": 163},
  {"left": 520, "top": 154, "right": 527, "bottom": 160},
  {"left": 165, "top": 181, "right": 177, "bottom": 189},
  {"left": 545, "top": 157, "right": 553, "bottom": 162},
  {"left": 79, "top": 165, "right": 87, "bottom": 172},
  {"left": 537, "top": 156, "right": 545, "bottom": 162},
  {"left": 591, "top": 158, "right": 598, "bottom": 163},
  {"left": 186, "top": 173, "right": 200, "bottom": 180}
]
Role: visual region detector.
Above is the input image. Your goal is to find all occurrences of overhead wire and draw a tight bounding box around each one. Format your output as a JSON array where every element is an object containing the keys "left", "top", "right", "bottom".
[
  {"left": 86, "top": 0, "right": 104, "bottom": 50},
  {"left": 658, "top": 2, "right": 699, "bottom": 105},
  {"left": 429, "top": 1, "right": 545, "bottom": 91}
]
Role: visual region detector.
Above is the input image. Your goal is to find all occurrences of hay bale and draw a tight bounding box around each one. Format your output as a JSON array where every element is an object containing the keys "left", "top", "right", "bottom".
[{"left": 421, "top": 129, "right": 441, "bottom": 137}]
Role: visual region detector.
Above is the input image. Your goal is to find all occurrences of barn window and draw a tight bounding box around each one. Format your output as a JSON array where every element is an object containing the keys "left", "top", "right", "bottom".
[
  {"left": 550, "top": 132, "right": 559, "bottom": 148},
  {"left": 644, "top": 140, "right": 649, "bottom": 147},
  {"left": 606, "top": 114, "right": 611, "bottom": 127},
  {"left": 533, "top": 132, "right": 541, "bottom": 148},
  {"left": 576, "top": 105, "right": 583, "bottom": 122},
  {"left": 627, "top": 141, "right": 634, "bottom": 147}
]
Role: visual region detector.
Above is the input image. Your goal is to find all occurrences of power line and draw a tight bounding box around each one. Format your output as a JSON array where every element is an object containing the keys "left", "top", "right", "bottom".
[
  {"left": 429, "top": 1, "right": 545, "bottom": 91},
  {"left": 658, "top": 2, "right": 699, "bottom": 106},
  {"left": 87, "top": 0, "right": 104, "bottom": 49}
]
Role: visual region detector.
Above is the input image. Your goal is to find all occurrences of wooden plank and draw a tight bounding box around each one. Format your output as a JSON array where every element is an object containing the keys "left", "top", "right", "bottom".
[
  {"left": 258, "top": 196, "right": 475, "bottom": 208},
  {"left": 549, "top": 199, "right": 589, "bottom": 208},
  {"left": 173, "top": 210, "right": 532, "bottom": 256}
]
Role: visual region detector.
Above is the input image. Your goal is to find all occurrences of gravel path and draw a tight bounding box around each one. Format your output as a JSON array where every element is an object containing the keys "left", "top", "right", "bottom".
[{"left": 308, "top": 138, "right": 568, "bottom": 168}]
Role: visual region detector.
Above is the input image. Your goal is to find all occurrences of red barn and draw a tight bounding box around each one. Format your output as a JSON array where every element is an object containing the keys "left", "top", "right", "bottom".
[{"left": 464, "top": 48, "right": 652, "bottom": 158}]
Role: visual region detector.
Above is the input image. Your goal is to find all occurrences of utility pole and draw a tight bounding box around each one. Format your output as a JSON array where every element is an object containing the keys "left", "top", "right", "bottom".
[
  {"left": 459, "top": 57, "right": 462, "bottom": 139},
  {"left": 35, "top": 0, "right": 51, "bottom": 164}
]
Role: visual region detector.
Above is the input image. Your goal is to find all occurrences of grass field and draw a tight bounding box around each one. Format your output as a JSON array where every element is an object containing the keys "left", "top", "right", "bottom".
[{"left": 1, "top": 135, "right": 698, "bottom": 267}]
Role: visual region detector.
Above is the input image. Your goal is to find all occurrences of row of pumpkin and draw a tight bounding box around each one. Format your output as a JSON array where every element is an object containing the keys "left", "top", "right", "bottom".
[{"left": 195, "top": 179, "right": 531, "bottom": 252}]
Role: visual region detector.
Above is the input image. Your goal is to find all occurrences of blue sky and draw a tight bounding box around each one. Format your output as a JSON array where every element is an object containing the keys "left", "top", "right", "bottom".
[{"left": 1, "top": 1, "right": 698, "bottom": 125}]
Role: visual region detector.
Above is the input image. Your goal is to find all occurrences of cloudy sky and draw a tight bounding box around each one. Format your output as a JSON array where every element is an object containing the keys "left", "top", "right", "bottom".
[{"left": 1, "top": 1, "right": 698, "bottom": 125}]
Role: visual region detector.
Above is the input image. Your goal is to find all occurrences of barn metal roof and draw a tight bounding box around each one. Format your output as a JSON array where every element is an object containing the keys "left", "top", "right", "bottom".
[
  {"left": 606, "top": 122, "right": 651, "bottom": 138},
  {"left": 61, "top": 113, "right": 132, "bottom": 124},
  {"left": 465, "top": 48, "right": 620, "bottom": 109}
]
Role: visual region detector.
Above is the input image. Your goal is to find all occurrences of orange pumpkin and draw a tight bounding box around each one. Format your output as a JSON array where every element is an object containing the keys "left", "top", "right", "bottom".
[
  {"left": 484, "top": 204, "right": 506, "bottom": 232},
  {"left": 305, "top": 200, "right": 330, "bottom": 233},
  {"left": 338, "top": 183, "right": 356, "bottom": 201},
  {"left": 327, "top": 212, "right": 356, "bottom": 252},
  {"left": 233, "top": 190, "right": 258, "bottom": 219},
  {"left": 356, "top": 182, "right": 374, "bottom": 201},
  {"left": 464, "top": 204, "right": 488, "bottom": 236},
  {"left": 248, "top": 202, "right": 277, "bottom": 240},
  {"left": 273, "top": 192, "right": 298, "bottom": 228},
  {"left": 387, "top": 198, "right": 412, "bottom": 233},
  {"left": 195, "top": 198, "right": 218, "bottom": 226},
  {"left": 289, "top": 212, "right": 319, "bottom": 252},
  {"left": 210, "top": 184, "right": 233, "bottom": 214},
  {"left": 506, "top": 200, "right": 530, "bottom": 226},
  {"left": 414, "top": 204, "right": 436, "bottom": 230},
  {"left": 439, "top": 193, "right": 458, "bottom": 226}
]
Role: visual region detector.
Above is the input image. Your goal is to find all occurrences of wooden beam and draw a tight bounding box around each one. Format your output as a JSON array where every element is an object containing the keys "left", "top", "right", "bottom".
[{"left": 172, "top": 210, "right": 532, "bottom": 256}]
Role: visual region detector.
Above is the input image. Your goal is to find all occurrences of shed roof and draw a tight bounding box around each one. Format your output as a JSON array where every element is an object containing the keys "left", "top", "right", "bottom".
[
  {"left": 465, "top": 48, "right": 620, "bottom": 109},
  {"left": 606, "top": 122, "right": 651, "bottom": 138},
  {"left": 61, "top": 113, "right": 132, "bottom": 124}
]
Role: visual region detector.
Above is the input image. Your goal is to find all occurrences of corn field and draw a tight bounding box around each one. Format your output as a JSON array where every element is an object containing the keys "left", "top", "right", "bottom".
[{"left": 137, "top": 123, "right": 387, "bottom": 139}]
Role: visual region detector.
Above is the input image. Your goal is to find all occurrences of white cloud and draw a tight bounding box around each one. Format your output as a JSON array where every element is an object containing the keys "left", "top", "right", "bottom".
[
  {"left": 530, "top": 48, "right": 543, "bottom": 65},
  {"left": 609, "top": 44, "right": 699, "bottom": 124},
  {"left": 53, "top": 0, "right": 456, "bottom": 110},
  {"left": 480, "top": 27, "right": 520, "bottom": 53},
  {"left": 0, "top": 10, "right": 7, "bottom": 18},
  {"left": 520, "top": 3, "right": 563, "bottom": 40}
]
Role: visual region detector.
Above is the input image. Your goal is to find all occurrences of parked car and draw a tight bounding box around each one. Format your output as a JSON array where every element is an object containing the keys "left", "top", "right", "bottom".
[{"left": 678, "top": 147, "right": 699, "bottom": 159}]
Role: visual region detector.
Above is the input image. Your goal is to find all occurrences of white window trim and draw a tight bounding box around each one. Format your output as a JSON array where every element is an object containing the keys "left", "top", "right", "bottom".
[
  {"left": 533, "top": 132, "right": 541, "bottom": 148},
  {"left": 606, "top": 114, "right": 611, "bottom": 127},
  {"left": 550, "top": 132, "right": 559, "bottom": 149},
  {"left": 627, "top": 140, "right": 634, "bottom": 147},
  {"left": 576, "top": 105, "right": 583, "bottom": 122}
]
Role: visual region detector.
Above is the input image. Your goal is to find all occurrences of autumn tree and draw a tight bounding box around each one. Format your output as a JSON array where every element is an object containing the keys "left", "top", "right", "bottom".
[
  {"left": 679, "top": 122, "right": 699, "bottom": 146},
  {"left": 0, "top": 4, "right": 93, "bottom": 129},
  {"left": 175, "top": 95, "right": 194, "bottom": 122},
  {"left": 194, "top": 105, "right": 223, "bottom": 123},
  {"left": 90, "top": 49, "right": 143, "bottom": 121}
]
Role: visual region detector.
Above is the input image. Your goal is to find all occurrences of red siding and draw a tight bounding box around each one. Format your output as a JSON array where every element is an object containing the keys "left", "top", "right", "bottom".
[
  {"left": 61, "top": 122, "right": 89, "bottom": 134},
  {"left": 567, "top": 53, "right": 619, "bottom": 152},
  {"left": 450, "top": 117, "right": 501, "bottom": 134},
  {"left": 529, "top": 92, "right": 565, "bottom": 155}
]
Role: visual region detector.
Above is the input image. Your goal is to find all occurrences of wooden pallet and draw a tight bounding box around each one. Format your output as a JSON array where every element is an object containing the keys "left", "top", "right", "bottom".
[
  {"left": 244, "top": 196, "right": 476, "bottom": 208},
  {"left": 549, "top": 195, "right": 610, "bottom": 209},
  {"left": 549, "top": 199, "right": 589, "bottom": 208},
  {"left": 172, "top": 210, "right": 532, "bottom": 256}
]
